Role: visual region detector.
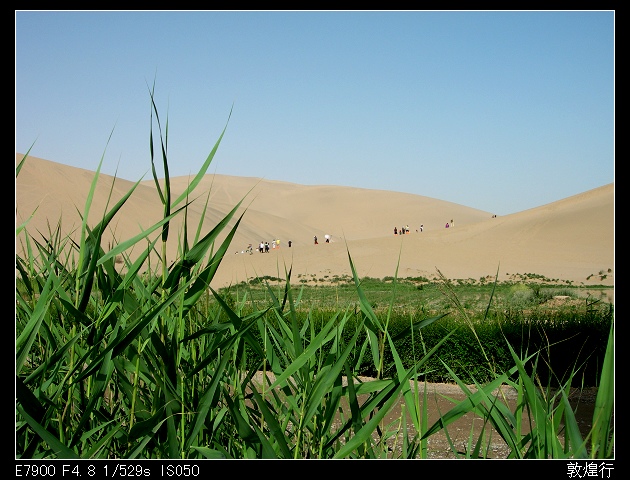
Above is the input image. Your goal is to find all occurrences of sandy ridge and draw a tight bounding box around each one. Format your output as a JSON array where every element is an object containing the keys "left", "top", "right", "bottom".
[{"left": 16, "top": 153, "right": 614, "bottom": 289}]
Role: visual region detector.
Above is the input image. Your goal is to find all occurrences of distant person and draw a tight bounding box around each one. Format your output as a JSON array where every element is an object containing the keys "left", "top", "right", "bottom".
[
  {"left": 276, "top": 239, "right": 280, "bottom": 249},
  {"left": 445, "top": 222, "right": 450, "bottom": 228},
  {"left": 259, "top": 241, "right": 264, "bottom": 253},
  {"left": 314, "top": 235, "right": 318, "bottom": 245},
  {"left": 394, "top": 227, "right": 397, "bottom": 235},
  {"left": 420, "top": 224, "right": 423, "bottom": 232},
  {"left": 288, "top": 240, "right": 292, "bottom": 247},
  {"left": 450, "top": 219, "right": 454, "bottom": 227},
  {"left": 264, "top": 241, "right": 270, "bottom": 253},
  {"left": 325, "top": 234, "right": 330, "bottom": 243}
]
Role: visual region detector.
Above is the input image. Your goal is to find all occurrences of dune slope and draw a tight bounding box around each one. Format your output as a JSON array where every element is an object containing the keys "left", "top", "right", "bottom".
[{"left": 16, "top": 153, "right": 614, "bottom": 288}]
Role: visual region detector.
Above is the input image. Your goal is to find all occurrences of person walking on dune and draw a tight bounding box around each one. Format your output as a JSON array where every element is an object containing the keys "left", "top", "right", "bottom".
[{"left": 314, "top": 235, "right": 318, "bottom": 245}]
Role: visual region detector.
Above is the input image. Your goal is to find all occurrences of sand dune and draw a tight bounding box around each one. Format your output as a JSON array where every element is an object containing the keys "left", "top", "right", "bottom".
[{"left": 16, "top": 153, "right": 614, "bottom": 289}]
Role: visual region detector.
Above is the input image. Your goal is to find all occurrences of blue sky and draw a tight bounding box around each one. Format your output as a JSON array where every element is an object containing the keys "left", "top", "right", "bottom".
[{"left": 15, "top": 10, "right": 614, "bottom": 215}]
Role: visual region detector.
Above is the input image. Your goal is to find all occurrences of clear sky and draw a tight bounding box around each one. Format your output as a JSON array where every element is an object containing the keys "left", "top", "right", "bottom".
[{"left": 15, "top": 10, "right": 614, "bottom": 215}]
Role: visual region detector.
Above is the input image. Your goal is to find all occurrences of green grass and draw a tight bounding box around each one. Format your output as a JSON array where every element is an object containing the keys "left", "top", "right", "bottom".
[
  {"left": 15, "top": 88, "right": 614, "bottom": 459},
  {"left": 215, "top": 277, "right": 612, "bottom": 386},
  {"left": 221, "top": 274, "right": 612, "bottom": 317}
]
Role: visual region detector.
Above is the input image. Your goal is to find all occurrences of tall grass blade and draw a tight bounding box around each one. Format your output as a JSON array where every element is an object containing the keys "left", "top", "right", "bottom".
[
  {"left": 16, "top": 272, "right": 55, "bottom": 373},
  {"left": 171, "top": 106, "right": 233, "bottom": 209},
  {"left": 590, "top": 321, "right": 614, "bottom": 458},
  {"left": 17, "top": 405, "right": 79, "bottom": 459}
]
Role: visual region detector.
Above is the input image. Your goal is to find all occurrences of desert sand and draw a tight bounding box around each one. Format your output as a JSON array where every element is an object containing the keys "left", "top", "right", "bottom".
[{"left": 15, "top": 153, "right": 614, "bottom": 291}]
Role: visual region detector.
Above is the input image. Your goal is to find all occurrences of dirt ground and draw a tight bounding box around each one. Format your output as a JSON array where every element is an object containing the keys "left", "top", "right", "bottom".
[
  {"left": 249, "top": 372, "right": 599, "bottom": 459},
  {"left": 352, "top": 379, "right": 599, "bottom": 459}
]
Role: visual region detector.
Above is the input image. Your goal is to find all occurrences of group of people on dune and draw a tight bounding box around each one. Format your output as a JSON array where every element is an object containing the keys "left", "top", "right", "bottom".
[{"left": 394, "top": 219, "right": 455, "bottom": 235}]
